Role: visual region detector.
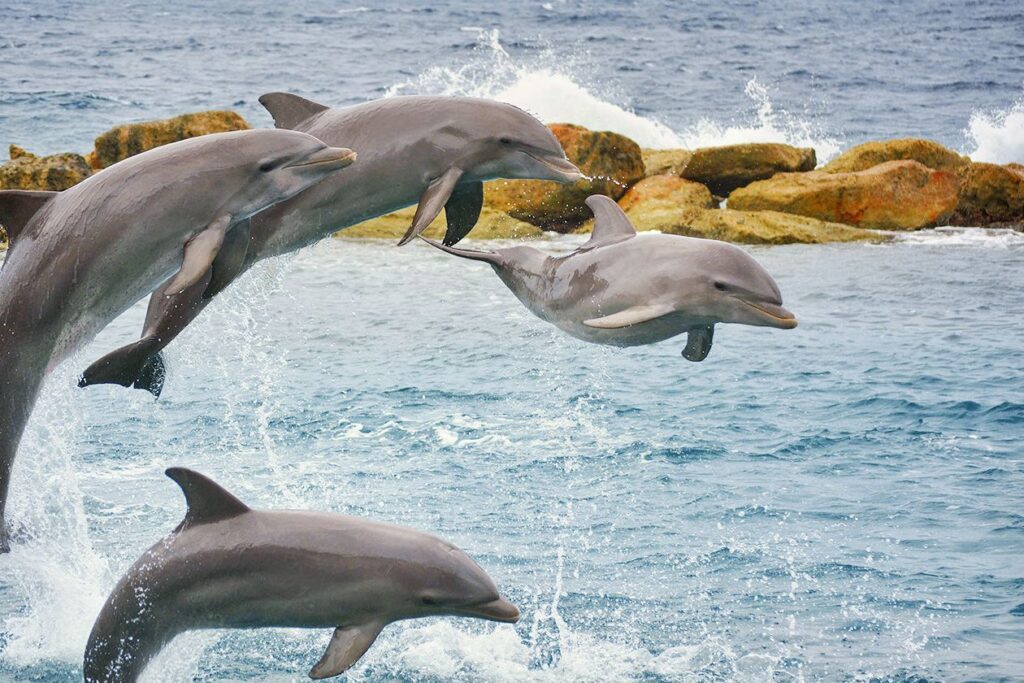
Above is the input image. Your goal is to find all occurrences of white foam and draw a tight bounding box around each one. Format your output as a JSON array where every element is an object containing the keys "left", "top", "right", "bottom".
[
  {"left": 386, "top": 29, "right": 839, "bottom": 157},
  {"left": 966, "top": 95, "right": 1024, "bottom": 164},
  {"left": 890, "top": 227, "right": 1024, "bottom": 248}
]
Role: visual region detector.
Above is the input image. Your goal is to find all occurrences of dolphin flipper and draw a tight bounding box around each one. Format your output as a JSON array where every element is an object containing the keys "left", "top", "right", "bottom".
[
  {"left": 398, "top": 167, "right": 463, "bottom": 245},
  {"left": 79, "top": 219, "right": 251, "bottom": 395},
  {"left": 583, "top": 303, "right": 676, "bottom": 329},
  {"left": 164, "top": 215, "right": 230, "bottom": 295},
  {"left": 443, "top": 181, "right": 483, "bottom": 246},
  {"left": 682, "top": 325, "right": 715, "bottom": 362},
  {"left": 309, "top": 622, "right": 385, "bottom": 679}
]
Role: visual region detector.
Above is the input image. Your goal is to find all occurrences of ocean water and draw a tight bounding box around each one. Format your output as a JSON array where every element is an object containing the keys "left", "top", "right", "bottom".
[{"left": 2, "top": 2, "right": 1024, "bottom": 682}]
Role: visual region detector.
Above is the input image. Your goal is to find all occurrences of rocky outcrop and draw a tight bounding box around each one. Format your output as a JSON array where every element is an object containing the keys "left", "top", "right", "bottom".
[
  {"left": 950, "top": 162, "right": 1024, "bottom": 226},
  {"left": 728, "top": 160, "right": 959, "bottom": 230},
  {"left": 0, "top": 145, "right": 92, "bottom": 191},
  {"left": 338, "top": 204, "right": 542, "bottom": 240},
  {"left": 681, "top": 143, "right": 816, "bottom": 195},
  {"left": 87, "top": 110, "right": 250, "bottom": 169},
  {"left": 486, "top": 123, "right": 645, "bottom": 230},
  {"left": 617, "top": 174, "right": 715, "bottom": 216},
  {"left": 641, "top": 148, "right": 692, "bottom": 177},
  {"left": 823, "top": 138, "right": 968, "bottom": 174}
]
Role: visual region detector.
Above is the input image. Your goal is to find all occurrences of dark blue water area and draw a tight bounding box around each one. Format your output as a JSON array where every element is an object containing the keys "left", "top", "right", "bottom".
[
  {"left": 1, "top": 232, "right": 1022, "bottom": 680},
  {"left": 2, "top": 0, "right": 1023, "bottom": 157}
]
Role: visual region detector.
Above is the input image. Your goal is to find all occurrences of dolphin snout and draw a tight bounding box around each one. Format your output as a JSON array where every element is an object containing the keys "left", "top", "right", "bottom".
[
  {"left": 286, "top": 146, "right": 357, "bottom": 170},
  {"left": 466, "top": 597, "right": 520, "bottom": 623},
  {"left": 739, "top": 298, "right": 798, "bottom": 329},
  {"left": 531, "top": 153, "right": 584, "bottom": 183}
]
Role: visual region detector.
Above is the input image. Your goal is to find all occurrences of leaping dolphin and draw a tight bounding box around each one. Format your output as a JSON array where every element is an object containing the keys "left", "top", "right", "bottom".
[
  {"left": 422, "top": 195, "right": 797, "bottom": 360},
  {"left": 0, "top": 130, "right": 356, "bottom": 550},
  {"left": 79, "top": 93, "right": 583, "bottom": 397},
  {"left": 84, "top": 468, "right": 520, "bottom": 682}
]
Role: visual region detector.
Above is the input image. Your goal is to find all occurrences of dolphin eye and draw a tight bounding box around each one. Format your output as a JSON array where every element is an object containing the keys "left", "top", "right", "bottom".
[
  {"left": 259, "top": 156, "right": 287, "bottom": 172},
  {"left": 499, "top": 137, "right": 514, "bottom": 146},
  {"left": 713, "top": 282, "right": 728, "bottom": 291},
  {"left": 421, "top": 595, "right": 439, "bottom": 606}
]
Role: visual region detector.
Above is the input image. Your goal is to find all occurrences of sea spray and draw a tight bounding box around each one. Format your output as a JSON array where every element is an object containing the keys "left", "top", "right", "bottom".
[{"left": 966, "top": 93, "right": 1024, "bottom": 164}]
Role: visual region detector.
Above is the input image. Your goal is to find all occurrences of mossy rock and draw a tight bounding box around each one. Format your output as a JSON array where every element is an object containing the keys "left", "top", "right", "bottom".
[
  {"left": 88, "top": 110, "right": 250, "bottom": 169},
  {"left": 950, "top": 162, "right": 1024, "bottom": 226},
  {"left": 728, "top": 160, "right": 959, "bottom": 230},
  {"left": 682, "top": 143, "right": 816, "bottom": 196},
  {"left": 641, "top": 148, "right": 692, "bottom": 176},
  {"left": 823, "top": 138, "right": 968, "bottom": 174},
  {"left": 0, "top": 146, "right": 92, "bottom": 191}
]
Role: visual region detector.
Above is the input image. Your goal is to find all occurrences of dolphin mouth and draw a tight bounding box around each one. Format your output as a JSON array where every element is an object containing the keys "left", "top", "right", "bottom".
[
  {"left": 285, "top": 147, "right": 357, "bottom": 170},
  {"left": 461, "top": 597, "right": 521, "bottom": 623},
  {"left": 737, "top": 298, "right": 798, "bottom": 329},
  {"left": 529, "top": 152, "right": 584, "bottom": 183}
]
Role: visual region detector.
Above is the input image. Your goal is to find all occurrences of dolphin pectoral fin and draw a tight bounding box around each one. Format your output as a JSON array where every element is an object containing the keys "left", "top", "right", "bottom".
[
  {"left": 309, "top": 622, "right": 385, "bottom": 679},
  {"left": 583, "top": 303, "right": 676, "bottom": 329},
  {"left": 204, "top": 218, "right": 250, "bottom": 299},
  {"left": 682, "top": 325, "right": 715, "bottom": 362},
  {"left": 443, "top": 180, "right": 483, "bottom": 246},
  {"left": 165, "top": 216, "right": 230, "bottom": 295},
  {"left": 78, "top": 338, "right": 165, "bottom": 397},
  {"left": 398, "top": 167, "right": 463, "bottom": 246}
]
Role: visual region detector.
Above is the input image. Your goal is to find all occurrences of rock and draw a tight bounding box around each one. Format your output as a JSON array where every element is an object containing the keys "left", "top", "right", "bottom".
[
  {"left": 616, "top": 174, "right": 715, "bottom": 219},
  {"left": 0, "top": 146, "right": 92, "bottom": 191},
  {"left": 338, "top": 204, "right": 542, "bottom": 240},
  {"left": 641, "top": 148, "right": 692, "bottom": 177},
  {"left": 823, "top": 138, "right": 968, "bottom": 174},
  {"left": 680, "top": 143, "right": 816, "bottom": 195},
  {"left": 950, "top": 162, "right": 1024, "bottom": 226},
  {"left": 679, "top": 208, "right": 879, "bottom": 244},
  {"left": 87, "top": 110, "right": 250, "bottom": 169},
  {"left": 486, "top": 123, "right": 645, "bottom": 230},
  {"left": 728, "top": 160, "right": 959, "bottom": 230}
]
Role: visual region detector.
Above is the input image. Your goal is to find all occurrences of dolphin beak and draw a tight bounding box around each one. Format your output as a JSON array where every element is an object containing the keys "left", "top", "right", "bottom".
[
  {"left": 464, "top": 597, "right": 521, "bottom": 623},
  {"left": 738, "top": 298, "right": 798, "bottom": 329},
  {"left": 529, "top": 153, "right": 584, "bottom": 183},
  {"left": 285, "top": 146, "right": 357, "bottom": 170}
]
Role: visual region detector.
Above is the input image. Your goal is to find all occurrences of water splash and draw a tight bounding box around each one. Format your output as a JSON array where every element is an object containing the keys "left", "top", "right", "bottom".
[
  {"left": 387, "top": 30, "right": 840, "bottom": 158},
  {"left": 965, "top": 93, "right": 1024, "bottom": 164}
]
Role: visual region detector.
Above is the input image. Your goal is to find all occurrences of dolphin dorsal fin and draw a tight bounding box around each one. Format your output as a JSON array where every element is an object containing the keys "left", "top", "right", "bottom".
[
  {"left": 581, "top": 195, "right": 636, "bottom": 250},
  {"left": 258, "top": 92, "right": 330, "bottom": 130},
  {"left": 166, "top": 467, "right": 250, "bottom": 531},
  {"left": 0, "top": 190, "right": 58, "bottom": 244}
]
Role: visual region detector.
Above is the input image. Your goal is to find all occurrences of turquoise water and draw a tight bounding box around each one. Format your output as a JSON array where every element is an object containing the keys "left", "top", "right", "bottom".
[{"left": 2, "top": 232, "right": 1022, "bottom": 681}]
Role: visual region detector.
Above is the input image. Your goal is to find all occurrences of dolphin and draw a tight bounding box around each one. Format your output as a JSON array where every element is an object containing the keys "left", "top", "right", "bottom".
[
  {"left": 422, "top": 195, "right": 797, "bottom": 360},
  {"left": 78, "top": 93, "right": 582, "bottom": 396},
  {"left": 84, "top": 467, "right": 520, "bottom": 682},
  {"left": 0, "top": 130, "right": 356, "bottom": 550}
]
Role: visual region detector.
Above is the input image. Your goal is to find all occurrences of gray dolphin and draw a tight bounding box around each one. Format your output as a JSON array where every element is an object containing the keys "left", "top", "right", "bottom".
[
  {"left": 422, "top": 195, "right": 797, "bottom": 360},
  {"left": 0, "top": 130, "right": 356, "bottom": 550},
  {"left": 79, "top": 93, "right": 582, "bottom": 396},
  {"left": 84, "top": 468, "right": 520, "bottom": 681}
]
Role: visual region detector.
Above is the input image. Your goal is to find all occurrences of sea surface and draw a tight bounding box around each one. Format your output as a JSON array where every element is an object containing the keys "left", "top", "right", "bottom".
[{"left": 1, "top": 2, "right": 1024, "bottom": 682}]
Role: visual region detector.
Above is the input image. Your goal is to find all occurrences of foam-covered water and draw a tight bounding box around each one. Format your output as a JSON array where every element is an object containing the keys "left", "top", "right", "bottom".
[{"left": 2, "top": 2, "right": 1024, "bottom": 680}]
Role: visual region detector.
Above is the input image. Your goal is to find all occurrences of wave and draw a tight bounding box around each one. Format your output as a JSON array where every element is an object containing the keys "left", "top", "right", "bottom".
[
  {"left": 966, "top": 94, "right": 1024, "bottom": 164},
  {"left": 891, "top": 227, "right": 1024, "bottom": 248},
  {"left": 385, "top": 29, "right": 841, "bottom": 158}
]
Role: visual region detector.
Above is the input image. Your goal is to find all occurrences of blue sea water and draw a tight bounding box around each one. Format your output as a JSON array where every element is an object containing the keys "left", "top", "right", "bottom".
[{"left": 1, "top": 2, "right": 1024, "bottom": 682}]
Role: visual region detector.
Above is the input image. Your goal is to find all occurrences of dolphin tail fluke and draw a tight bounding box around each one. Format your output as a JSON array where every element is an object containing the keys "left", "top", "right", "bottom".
[{"left": 78, "top": 338, "right": 165, "bottom": 398}]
